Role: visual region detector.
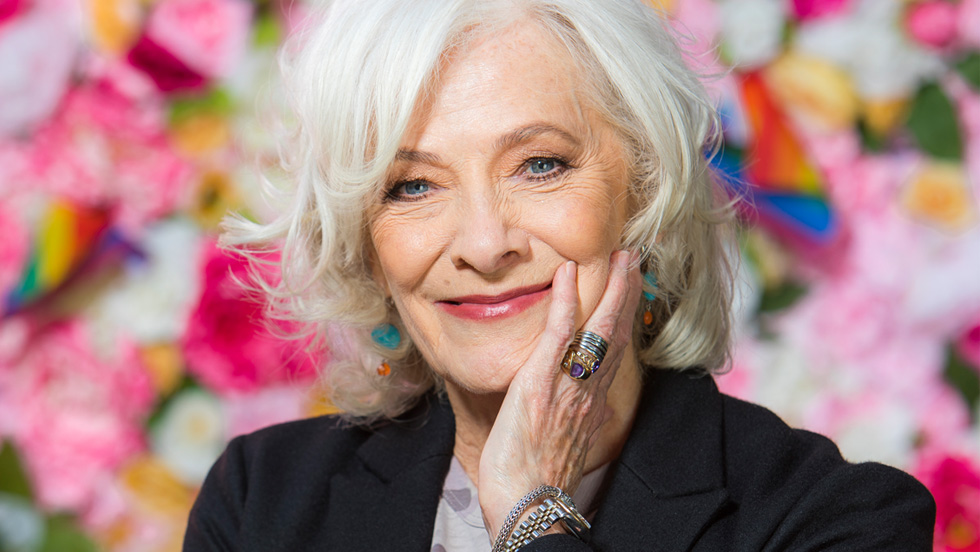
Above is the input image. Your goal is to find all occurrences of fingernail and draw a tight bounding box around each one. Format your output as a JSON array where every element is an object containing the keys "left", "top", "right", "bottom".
[
  {"left": 617, "top": 250, "right": 630, "bottom": 269},
  {"left": 566, "top": 260, "right": 577, "bottom": 280}
]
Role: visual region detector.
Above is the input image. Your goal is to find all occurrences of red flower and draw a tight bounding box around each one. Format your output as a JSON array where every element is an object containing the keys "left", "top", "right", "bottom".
[
  {"left": 956, "top": 321, "right": 980, "bottom": 373},
  {"left": 916, "top": 454, "right": 980, "bottom": 552},
  {"left": 181, "top": 242, "right": 319, "bottom": 394},
  {"left": 126, "top": 33, "right": 206, "bottom": 93}
]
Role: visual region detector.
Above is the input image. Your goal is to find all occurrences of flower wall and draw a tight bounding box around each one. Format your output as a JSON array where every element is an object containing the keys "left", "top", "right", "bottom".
[{"left": 0, "top": 0, "right": 977, "bottom": 550}]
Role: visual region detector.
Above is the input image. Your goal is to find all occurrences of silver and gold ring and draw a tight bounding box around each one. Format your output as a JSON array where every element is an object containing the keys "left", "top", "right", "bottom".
[{"left": 561, "top": 330, "right": 609, "bottom": 381}]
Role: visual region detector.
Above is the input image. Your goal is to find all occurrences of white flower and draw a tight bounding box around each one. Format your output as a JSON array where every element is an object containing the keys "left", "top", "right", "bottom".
[
  {"left": 902, "top": 226, "right": 980, "bottom": 334},
  {"left": 718, "top": 0, "right": 786, "bottom": 69},
  {"left": 86, "top": 218, "right": 203, "bottom": 346},
  {"left": 151, "top": 389, "right": 226, "bottom": 486},
  {"left": 832, "top": 398, "right": 918, "bottom": 468},
  {"left": 794, "top": 0, "right": 944, "bottom": 100},
  {"left": 0, "top": 492, "right": 43, "bottom": 552},
  {"left": 0, "top": 0, "right": 81, "bottom": 136}
]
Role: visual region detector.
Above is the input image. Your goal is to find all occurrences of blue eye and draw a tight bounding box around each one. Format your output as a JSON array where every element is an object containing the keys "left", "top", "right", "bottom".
[
  {"left": 402, "top": 180, "right": 430, "bottom": 195},
  {"left": 386, "top": 179, "right": 431, "bottom": 201},
  {"left": 528, "top": 158, "right": 558, "bottom": 174}
]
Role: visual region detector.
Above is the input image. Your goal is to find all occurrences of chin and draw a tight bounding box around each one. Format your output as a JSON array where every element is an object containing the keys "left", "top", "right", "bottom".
[{"left": 437, "top": 353, "right": 525, "bottom": 397}]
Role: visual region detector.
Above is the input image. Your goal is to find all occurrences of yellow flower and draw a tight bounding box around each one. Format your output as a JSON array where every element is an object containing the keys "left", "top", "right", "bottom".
[
  {"left": 170, "top": 114, "right": 230, "bottom": 156},
  {"left": 861, "top": 97, "right": 908, "bottom": 138},
  {"left": 306, "top": 382, "right": 344, "bottom": 417},
  {"left": 645, "top": 0, "right": 676, "bottom": 13},
  {"left": 120, "top": 455, "right": 196, "bottom": 518},
  {"left": 763, "top": 52, "right": 860, "bottom": 131},
  {"left": 190, "top": 170, "right": 241, "bottom": 230},
  {"left": 88, "top": 0, "right": 141, "bottom": 54},
  {"left": 139, "top": 343, "right": 184, "bottom": 396},
  {"left": 901, "top": 161, "right": 978, "bottom": 233}
]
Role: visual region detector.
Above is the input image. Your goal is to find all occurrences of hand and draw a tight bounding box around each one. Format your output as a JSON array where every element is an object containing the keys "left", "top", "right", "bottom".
[{"left": 478, "top": 249, "right": 643, "bottom": 540}]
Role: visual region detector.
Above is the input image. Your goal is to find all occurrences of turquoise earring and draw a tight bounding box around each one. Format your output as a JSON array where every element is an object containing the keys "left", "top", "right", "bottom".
[
  {"left": 643, "top": 272, "right": 658, "bottom": 325},
  {"left": 371, "top": 323, "right": 401, "bottom": 376},
  {"left": 371, "top": 323, "right": 401, "bottom": 349}
]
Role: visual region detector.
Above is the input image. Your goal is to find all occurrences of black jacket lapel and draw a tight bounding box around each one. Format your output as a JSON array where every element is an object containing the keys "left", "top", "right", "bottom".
[
  {"left": 321, "top": 395, "right": 456, "bottom": 552},
  {"left": 591, "top": 370, "right": 732, "bottom": 551}
]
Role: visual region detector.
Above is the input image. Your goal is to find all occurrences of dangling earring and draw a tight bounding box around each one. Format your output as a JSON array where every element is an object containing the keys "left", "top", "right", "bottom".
[
  {"left": 371, "top": 323, "right": 401, "bottom": 376},
  {"left": 642, "top": 272, "right": 658, "bottom": 326}
]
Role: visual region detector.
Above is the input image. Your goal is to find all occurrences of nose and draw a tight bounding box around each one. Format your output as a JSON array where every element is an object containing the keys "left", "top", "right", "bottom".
[{"left": 449, "top": 191, "right": 530, "bottom": 274}]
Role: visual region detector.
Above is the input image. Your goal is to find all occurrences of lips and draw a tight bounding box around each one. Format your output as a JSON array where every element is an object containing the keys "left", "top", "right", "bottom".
[{"left": 437, "top": 282, "right": 552, "bottom": 320}]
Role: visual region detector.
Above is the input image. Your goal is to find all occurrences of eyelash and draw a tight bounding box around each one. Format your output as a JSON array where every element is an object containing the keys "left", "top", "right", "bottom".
[
  {"left": 522, "top": 156, "right": 571, "bottom": 181},
  {"left": 383, "top": 156, "right": 572, "bottom": 203},
  {"left": 383, "top": 179, "right": 431, "bottom": 202}
]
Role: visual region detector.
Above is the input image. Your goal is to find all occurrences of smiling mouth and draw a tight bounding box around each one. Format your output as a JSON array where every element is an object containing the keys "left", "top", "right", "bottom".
[
  {"left": 441, "top": 282, "right": 553, "bottom": 305},
  {"left": 437, "top": 282, "right": 553, "bottom": 320}
]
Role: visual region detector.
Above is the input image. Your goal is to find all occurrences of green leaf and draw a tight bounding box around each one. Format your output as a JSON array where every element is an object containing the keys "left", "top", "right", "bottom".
[
  {"left": 39, "top": 516, "right": 98, "bottom": 552},
  {"left": 253, "top": 13, "right": 282, "bottom": 48},
  {"left": 857, "top": 117, "right": 887, "bottom": 153},
  {"left": 944, "top": 345, "right": 979, "bottom": 421},
  {"left": 170, "top": 88, "right": 235, "bottom": 123},
  {"left": 757, "top": 281, "right": 808, "bottom": 313},
  {"left": 906, "top": 82, "right": 963, "bottom": 161},
  {"left": 955, "top": 51, "right": 980, "bottom": 91},
  {"left": 0, "top": 443, "right": 33, "bottom": 500},
  {"left": 146, "top": 375, "right": 202, "bottom": 430}
]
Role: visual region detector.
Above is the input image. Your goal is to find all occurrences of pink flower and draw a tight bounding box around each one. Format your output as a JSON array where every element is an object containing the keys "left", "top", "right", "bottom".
[
  {"left": 181, "top": 242, "right": 319, "bottom": 394},
  {"left": 0, "top": 203, "right": 28, "bottom": 300},
  {"left": 222, "top": 384, "right": 308, "bottom": 439},
  {"left": 0, "top": 319, "right": 155, "bottom": 512},
  {"left": 959, "top": 0, "right": 980, "bottom": 48},
  {"left": 0, "top": 0, "right": 27, "bottom": 23},
  {"left": 790, "top": 0, "right": 852, "bottom": 20},
  {"left": 905, "top": 0, "right": 959, "bottom": 50},
  {"left": 0, "top": 80, "right": 194, "bottom": 232},
  {"left": 144, "top": 0, "right": 252, "bottom": 80},
  {"left": 914, "top": 454, "right": 980, "bottom": 551},
  {"left": 957, "top": 321, "right": 980, "bottom": 372}
]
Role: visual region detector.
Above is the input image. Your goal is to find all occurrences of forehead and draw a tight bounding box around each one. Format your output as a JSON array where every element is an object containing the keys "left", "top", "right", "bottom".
[{"left": 399, "top": 22, "right": 591, "bottom": 152}]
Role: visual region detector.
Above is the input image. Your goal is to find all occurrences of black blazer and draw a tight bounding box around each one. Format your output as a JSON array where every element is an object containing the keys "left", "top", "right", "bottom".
[{"left": 184, "top": 369, "right": 935, "bottom": 551}]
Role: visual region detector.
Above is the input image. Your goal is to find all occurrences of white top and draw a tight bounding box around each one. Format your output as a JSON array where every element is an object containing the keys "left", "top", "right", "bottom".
[{"left": 430, "top": 457, "right": 610, "bottom": 552}]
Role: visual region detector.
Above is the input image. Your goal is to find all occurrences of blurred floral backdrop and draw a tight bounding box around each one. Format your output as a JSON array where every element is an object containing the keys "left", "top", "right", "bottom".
[{"left": 0, "top": 0, "right": 977, "bottom": 550}]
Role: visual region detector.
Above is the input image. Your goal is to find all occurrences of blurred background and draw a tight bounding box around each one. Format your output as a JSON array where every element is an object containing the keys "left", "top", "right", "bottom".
[{"left": 0, "top": 0, "right": 977, "bottom": 550}]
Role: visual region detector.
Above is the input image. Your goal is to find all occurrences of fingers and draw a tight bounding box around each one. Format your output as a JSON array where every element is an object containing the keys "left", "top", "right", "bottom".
[
  {"left": 533, "top": 261, "right": 580, "bottom": 369},
  {"left": 576, "top": 250, "right": 641, "bottom": 383}
]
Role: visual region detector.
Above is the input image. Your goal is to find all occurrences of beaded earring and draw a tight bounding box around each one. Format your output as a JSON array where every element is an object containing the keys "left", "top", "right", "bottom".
[
  {"left": 642, "top": 272, "right": 658, "bottom": 325},
  {"left": 371, "top": 323, "right": 401, "bottom": 376}
]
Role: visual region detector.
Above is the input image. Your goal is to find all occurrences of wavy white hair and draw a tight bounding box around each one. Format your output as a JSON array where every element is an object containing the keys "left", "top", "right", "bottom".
[{"left": 223, "top": 0, "right": 734, "bottom": 421}]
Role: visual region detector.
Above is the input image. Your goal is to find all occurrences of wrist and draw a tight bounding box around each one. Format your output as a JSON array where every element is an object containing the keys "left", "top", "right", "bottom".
[{"left": 490, "top": 485, "right": 591, "bottom": 552}]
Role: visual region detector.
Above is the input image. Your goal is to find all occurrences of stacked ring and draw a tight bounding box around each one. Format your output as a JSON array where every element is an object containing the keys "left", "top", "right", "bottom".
[{"left": 561, "top": 330, "right": 610, "bottom": 381}]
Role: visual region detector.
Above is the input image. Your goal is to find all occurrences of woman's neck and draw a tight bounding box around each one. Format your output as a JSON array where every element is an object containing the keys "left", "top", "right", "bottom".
[{"left": 446, "top": 343, "right": 644, "bottom": 491}]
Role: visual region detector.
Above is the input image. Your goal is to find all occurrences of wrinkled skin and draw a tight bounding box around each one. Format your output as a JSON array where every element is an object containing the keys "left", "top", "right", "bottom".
[{"left": 368, "top": 22, "right": 644, "bottom": 542}]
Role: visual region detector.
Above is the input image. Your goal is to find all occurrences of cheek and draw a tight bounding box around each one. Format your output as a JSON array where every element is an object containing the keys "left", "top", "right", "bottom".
[
  {"left": 528, "top": 181, "right": 624, "bottom": 260},
  {"left": 370, "top": 215, "right": 441, "bottom": 290},
  {"left": 523, "top": 180, "right": 626, "bottom": 322}
]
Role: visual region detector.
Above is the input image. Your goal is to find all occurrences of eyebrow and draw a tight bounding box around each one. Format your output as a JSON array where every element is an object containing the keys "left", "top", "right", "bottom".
[
  {"left": 494, "top": 123, "right": 581, "bottom": 152},
  {"left": 394, "top": 123, "right": 581, "bottom": 166}
]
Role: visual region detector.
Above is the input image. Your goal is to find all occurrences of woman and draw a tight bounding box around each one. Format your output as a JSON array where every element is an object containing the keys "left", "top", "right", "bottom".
[{"left": 184, "top": 0, "right": 935, "bottom": 550}]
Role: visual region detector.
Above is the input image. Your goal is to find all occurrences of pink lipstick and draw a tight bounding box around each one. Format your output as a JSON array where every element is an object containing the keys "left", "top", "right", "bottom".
[{"left": 437, "top": 283, "right": 552, "bottom": 320}]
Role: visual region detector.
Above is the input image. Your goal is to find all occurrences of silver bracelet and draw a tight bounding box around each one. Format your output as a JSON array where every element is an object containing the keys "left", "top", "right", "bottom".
[{"left": 491, "top": 485, "right": 591, "bottom": 552}]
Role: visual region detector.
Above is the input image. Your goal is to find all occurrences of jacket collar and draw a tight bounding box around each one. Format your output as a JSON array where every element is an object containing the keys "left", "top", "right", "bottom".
[
  {"left": 322, "top": 394, "right": 456, "bottom": 552},
  {"left": 330, "top": 369, "right": 730, "bottom": 551},
  {"left": 591, "top": 369, "right": 731, "bottom": 550}
]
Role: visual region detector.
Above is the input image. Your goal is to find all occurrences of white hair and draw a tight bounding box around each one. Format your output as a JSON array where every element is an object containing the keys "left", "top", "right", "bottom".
[{"left": 223, "top": 0, "right": 734, "bottom": 421}]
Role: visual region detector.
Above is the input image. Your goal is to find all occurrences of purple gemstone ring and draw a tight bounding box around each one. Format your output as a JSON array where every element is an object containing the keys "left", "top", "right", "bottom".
[{"left": 560, "top": 331, "right": 609, "bottom": 381}]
